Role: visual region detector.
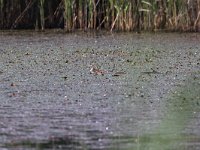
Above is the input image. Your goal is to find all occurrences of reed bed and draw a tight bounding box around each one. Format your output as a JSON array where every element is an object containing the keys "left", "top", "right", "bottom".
[{"left": 0, "top": 0, "right": 200, "bottom": 31}]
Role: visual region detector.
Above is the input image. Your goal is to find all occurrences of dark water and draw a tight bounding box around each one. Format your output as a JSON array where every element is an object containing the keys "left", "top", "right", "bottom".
[{"left": 0, "top": 31, "right": 200, "bottom": 150}]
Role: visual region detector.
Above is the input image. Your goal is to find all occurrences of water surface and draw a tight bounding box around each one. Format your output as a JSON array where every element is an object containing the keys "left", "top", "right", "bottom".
[{"left": 0, "top": 31, "right": 200, "bottom": 149}]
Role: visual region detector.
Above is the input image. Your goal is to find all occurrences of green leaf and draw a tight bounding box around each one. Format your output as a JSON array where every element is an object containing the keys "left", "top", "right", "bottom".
[
  {"left": 141, "top": 0, "right": 152, "bottom": 7},
  {"left": 139, "top": 8, "right": 150, "bottom": 12}
]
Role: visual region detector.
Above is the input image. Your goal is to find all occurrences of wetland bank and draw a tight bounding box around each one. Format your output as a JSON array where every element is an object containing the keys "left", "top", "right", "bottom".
[{"left": 0, "top": 31, "right": 200, "bottom": 149}]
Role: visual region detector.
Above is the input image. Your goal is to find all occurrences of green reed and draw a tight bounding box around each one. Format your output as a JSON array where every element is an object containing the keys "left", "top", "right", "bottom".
[
  {"left": 0, "top": 0, "right": 199, "bottom": 32},
  {"left": 39, "top": 0, "right": 45, "bottom": 31}
]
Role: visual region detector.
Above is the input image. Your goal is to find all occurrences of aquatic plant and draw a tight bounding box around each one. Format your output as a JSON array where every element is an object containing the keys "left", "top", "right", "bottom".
[
  {"left": 0, "top": 0, "right": 200, "bottom": 31},
  {"left": 39, "top": 0, "right": 45, "bottom": 31}
]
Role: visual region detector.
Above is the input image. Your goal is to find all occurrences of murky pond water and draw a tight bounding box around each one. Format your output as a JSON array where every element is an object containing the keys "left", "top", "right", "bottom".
[{"left": 0, "top": 31, "right": 200, "bottom": 150}]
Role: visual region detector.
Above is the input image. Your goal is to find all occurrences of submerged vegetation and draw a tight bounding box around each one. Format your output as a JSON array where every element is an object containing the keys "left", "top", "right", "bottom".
[{"left": 0, "top": 0, "right": 200, "bottom": 32}]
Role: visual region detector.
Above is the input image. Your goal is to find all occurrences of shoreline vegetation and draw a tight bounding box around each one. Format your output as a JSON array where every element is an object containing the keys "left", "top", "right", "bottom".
[{"left": 0, "top": 0, "right": 200, "bottom": 32}]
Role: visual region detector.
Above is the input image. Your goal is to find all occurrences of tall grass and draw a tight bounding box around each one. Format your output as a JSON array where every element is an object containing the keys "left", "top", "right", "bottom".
[
  {"left": 64, "top": 0, "right": 72, "bottom": 31},
  {"left": 0, "top": 0, "right": 200, "bottom": 31},
  {"left": 0, "top": 0, "right": 3, "bottom": 27},
  {"left": 39, "top": 0, "right": 45, "bottom": 31}
]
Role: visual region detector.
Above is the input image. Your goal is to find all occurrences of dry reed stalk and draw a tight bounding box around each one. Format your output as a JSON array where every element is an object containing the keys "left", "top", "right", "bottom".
[{"left": 0, "top": 0, "right": 199, "bottom": 32}]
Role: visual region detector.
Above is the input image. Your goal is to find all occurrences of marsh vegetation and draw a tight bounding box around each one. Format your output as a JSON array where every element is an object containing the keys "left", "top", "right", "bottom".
[{"left": 1, "top": 0, "right": 200, "bottom": 31}]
